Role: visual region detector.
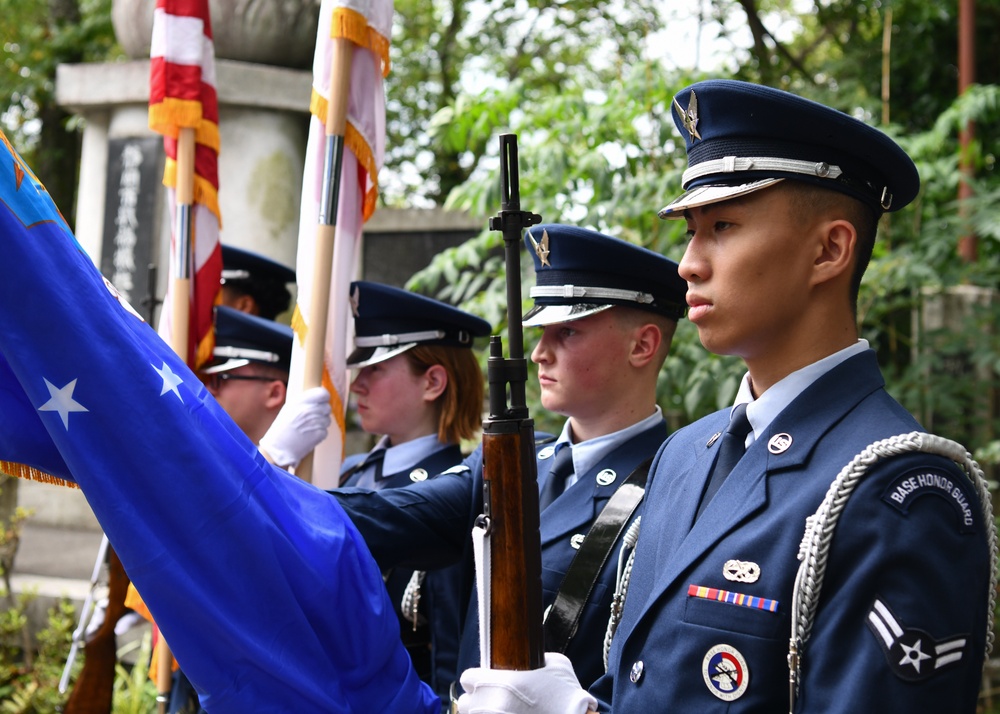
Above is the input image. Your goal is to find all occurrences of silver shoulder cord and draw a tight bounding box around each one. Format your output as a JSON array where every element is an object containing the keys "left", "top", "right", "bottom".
[
  {"left": 603, "top": 516, "right": 642, "bottom": 671},
  {"left": 788, "top": 431, "right": 998, "bottom": 713},
  {"left": 400, "top": 570, "right": 426, "bottom": 632}
]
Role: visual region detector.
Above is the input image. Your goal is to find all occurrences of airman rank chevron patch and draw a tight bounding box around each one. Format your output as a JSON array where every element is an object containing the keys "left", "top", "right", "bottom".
[{"left": 866, "top": 597, "right": 968, "bottom": 681}]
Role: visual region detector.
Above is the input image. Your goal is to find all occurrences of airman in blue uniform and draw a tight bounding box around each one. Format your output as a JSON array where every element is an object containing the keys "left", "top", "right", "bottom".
[
  {"left": 457, "top": 80, "right": 995, "bottom": 714},
  {"left": 335, "top": 281, "right": 491, "bottom": 699},
  {"left": 330, "top": 224, "right": 686, "bottom": 701},
  {"left": 219, "top": 243, "right": 296, "bottom": 320},
  {"left": 263, "top": 280, "right": 493, "bottom": 705}
]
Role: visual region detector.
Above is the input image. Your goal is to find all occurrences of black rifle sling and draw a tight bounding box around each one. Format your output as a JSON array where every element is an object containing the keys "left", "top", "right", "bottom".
[{"left": 542, "top": 457, "right": 652, "bottom": 653}]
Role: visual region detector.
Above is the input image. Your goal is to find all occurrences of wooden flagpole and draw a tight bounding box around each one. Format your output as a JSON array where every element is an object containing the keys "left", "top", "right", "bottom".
[
  {"left": 155, "top": 123, "right": 195, "bottom": 713},
  {"left": 296, "top": 37, "right": 354, "bottom": 483}
]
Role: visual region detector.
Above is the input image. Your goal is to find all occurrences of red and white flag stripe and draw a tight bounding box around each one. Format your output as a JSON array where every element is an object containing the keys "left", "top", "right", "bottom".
[{"left": 149, "top": 0, "right": 222, "bottom": 370}]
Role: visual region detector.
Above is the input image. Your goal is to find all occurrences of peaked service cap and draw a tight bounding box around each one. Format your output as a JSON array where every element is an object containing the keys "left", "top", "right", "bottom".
[
  {"left": 346, "top": 281, "right": 492, "bottom": 369},
  {"left": 521, "top": 223, "right": 686, "bottom": 326},
  {"left": 658, "top": 79, "right": 920, "bottom": 218},
  {"left": 220, "top": 244, "right": 296, "bottom": 320},
  {"left": 202, "top": 305, "right": 294, "bottom": 375}
]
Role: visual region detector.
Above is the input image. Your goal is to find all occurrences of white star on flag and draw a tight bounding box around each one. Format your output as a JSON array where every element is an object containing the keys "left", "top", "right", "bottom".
[
  {"left": 38, "top": 378, "right": 88, "bottom": 430},
  {"left": 154, "top": 361, "right": 185, "bottom": 401}
]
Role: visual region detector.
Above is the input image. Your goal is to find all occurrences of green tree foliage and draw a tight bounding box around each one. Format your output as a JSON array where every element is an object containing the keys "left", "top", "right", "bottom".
[
  {"left": 384, "top": 0, "right": 664, "bottom": 205},
  {"left": 408, "top": 60, "right": 748, "bottom": 431},
  {"left": 862, "top": 85, "right": 1000, "bottom": 463},
  {"left": 0, "top": 0, "right": 120, "bottom": 227},
  {"left": 409, "top": 6, "right": 1000, "bottom": 453}
]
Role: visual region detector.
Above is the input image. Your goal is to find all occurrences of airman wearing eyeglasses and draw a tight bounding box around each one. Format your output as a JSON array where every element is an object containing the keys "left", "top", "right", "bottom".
[{"left": 200, "top": 306, "right": 293, "bottom": 444}]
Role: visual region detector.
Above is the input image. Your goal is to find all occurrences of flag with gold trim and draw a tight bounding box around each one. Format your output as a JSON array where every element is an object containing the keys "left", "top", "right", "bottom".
[
  {"left": 288, "top": 0, "right": 392, "bottom": 488},
  {"left": 149, "top": 0, "right": 223, "bottom": 368},
  {"left": 0, "top": 130, "right": 438, "bottom": 713}
]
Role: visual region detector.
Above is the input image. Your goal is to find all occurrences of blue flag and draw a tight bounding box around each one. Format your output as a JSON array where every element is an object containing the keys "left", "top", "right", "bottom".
[{"left": 0, "top": 135, "right": 439, "bottom": 713}]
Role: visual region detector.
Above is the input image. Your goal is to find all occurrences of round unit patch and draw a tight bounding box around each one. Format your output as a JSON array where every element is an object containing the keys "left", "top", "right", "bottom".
[{"left": 702, "top": 644, "right": 749, "bottom": 701}]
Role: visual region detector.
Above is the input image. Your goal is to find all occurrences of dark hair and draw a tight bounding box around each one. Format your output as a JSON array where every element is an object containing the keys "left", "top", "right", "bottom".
[
  {"left": 222, "top": 281, "right": 293, "bottom": 321},
  {"left": 785, "top": 182, "right": 880, "bottom": 316}
]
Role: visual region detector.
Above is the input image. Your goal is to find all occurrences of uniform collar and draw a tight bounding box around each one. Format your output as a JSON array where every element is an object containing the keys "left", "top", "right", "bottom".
[
  {"left": 734, "top": 339, "right": 870, "bottom": 444},
  {"left": 378, "top": 433, "right": 452, "bottom": 476},
  {"left": 556, "top": 406, "right": 663, "bottom": 486}
]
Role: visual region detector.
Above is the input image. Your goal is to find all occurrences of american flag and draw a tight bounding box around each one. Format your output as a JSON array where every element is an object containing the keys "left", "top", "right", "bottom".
[{"left": 148, "top": 0, "right": 223, "bottom": 369}]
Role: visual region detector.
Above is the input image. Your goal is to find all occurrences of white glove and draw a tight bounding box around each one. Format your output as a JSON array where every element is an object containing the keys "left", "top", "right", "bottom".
[
  {"left": 458, "top": 653, "right": 597, "bottom": 714},
  {"left": 258, "top": 386, "right": 331, "bottom": 468}
]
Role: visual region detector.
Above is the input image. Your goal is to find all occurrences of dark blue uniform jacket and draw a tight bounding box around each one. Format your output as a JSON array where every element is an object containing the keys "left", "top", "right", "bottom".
[
  {"left": 593, "top": 350, "right": 991, "bottom": 712},
  {"left": 333, "top": 421, "right": 667, "bottom": 692},
  {"left": 339, "top": 443, "right": 465, "bottom": 704}
]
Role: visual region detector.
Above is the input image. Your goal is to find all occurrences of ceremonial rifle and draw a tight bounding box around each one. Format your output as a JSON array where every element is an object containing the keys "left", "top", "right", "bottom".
[
  {"left": 62, "top": 539, "right": 130, "bottom": 714},
  {"left": 480, "top": 133, "right": 545, "bottom": 669}
]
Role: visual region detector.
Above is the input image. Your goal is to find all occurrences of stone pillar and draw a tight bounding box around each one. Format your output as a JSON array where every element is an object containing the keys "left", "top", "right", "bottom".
[{"left": 56, "top": 0, "right": 318, "bottom": 309}]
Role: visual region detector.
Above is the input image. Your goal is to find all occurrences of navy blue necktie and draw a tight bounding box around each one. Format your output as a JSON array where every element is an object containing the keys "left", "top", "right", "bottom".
[
  {"left": 695, "top": 403, "right": 752, "bottom": 520},
  {"left": 538, "top": 445, "right": 574, "bottom": 511},
  {"left": 344, "top": 448, "right": 385, "bottom": 489}
]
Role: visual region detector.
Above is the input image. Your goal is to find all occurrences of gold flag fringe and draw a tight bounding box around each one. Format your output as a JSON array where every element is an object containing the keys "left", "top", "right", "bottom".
[
  {"left": 194, "top": 323, "right": 216, "bottom": 371},
  {"left": 330, "top": 7, "right": 391, "bottom": 77},
  {"left": 161, "top": 160, "right": 223, "bottom": 227},
  {"left": 291, "top": 306, "right": 348, "bottom": 443},
  {"left": 0, "top": 460, "right": 78, "bottom": 489},
  {"left": 149, "top": 101, "right": 222, "bottom": 153},
  {"left": 308, "top": 92, "right": 380, "bottom": 221}
]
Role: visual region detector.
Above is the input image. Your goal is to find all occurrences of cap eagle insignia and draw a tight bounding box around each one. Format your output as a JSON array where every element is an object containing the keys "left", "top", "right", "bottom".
[
  {"left": 349, "top": 285, "right": 361, "bottom": 317},
  {"left": 528, "top": 228, "right": 551, "bottom": 267},
  {"left": 674, "top": 90, "right": 702, "bottom": 141}
]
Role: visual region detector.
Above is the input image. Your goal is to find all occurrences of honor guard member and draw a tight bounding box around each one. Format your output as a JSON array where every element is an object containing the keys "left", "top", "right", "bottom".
[
  {"left": 219, "top": 244, "right": 296, "bottom": 320},
  {"left": 167, "top": 306, "right": 297, "bottom": 714},
  {"left": 458, "top": 81, "right": 995, "bottom": 714},
  {"left": 263, "top": 280, "right": 491, "bottom": 704},
  {"left": 200, "top": 306, "right": 294, "bottom": 444},
  {"left": 337, "top": 281, "right": 491, "bottom": 490},
  {"left": 280, "top": 225, "right": 686, "bottom": 704}
]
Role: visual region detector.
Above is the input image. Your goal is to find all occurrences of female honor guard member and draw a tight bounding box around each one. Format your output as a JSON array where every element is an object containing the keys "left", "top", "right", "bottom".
[
  {"left": 273, "top": 224, "right": 686, "bottom": 702},
  {"left": 262, "top": 280, "right": 491, "bottom": 703},
  {"left": 457, "top": 81, "right": 994, "bottom": 714}
]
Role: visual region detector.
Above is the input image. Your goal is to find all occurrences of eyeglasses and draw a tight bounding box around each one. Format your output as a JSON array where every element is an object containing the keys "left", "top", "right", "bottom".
[{"left": 203, "top": 373, "right": 287, "bottom": 391}]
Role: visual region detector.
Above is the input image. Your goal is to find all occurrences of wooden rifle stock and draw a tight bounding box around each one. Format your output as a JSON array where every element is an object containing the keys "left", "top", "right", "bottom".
[
  {"left": 480, "top": 134, "right": 544, "bottom": 670},
  {"left": 64, "top": 546, "right": 130, "bottom": 714}
]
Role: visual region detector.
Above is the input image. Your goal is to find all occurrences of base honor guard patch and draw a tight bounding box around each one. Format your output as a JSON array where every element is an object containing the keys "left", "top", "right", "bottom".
[
  {"left": 881, "top": 468, "right": 977, "bottom": 533},
  {"left": 866, "top": 597, "right": 968, "bottom": 681},
  {"left": 702, "top": 644, "right": 749, "bottom": 701}
]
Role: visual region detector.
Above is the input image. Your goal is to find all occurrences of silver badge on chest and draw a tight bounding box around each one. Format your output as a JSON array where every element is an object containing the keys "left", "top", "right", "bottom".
[
  {"left": 723, "top": 559, "right": 761, "bottom": 583},
  {"left": 767, "top": 433, "right": 792, "bottom": 454}
]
